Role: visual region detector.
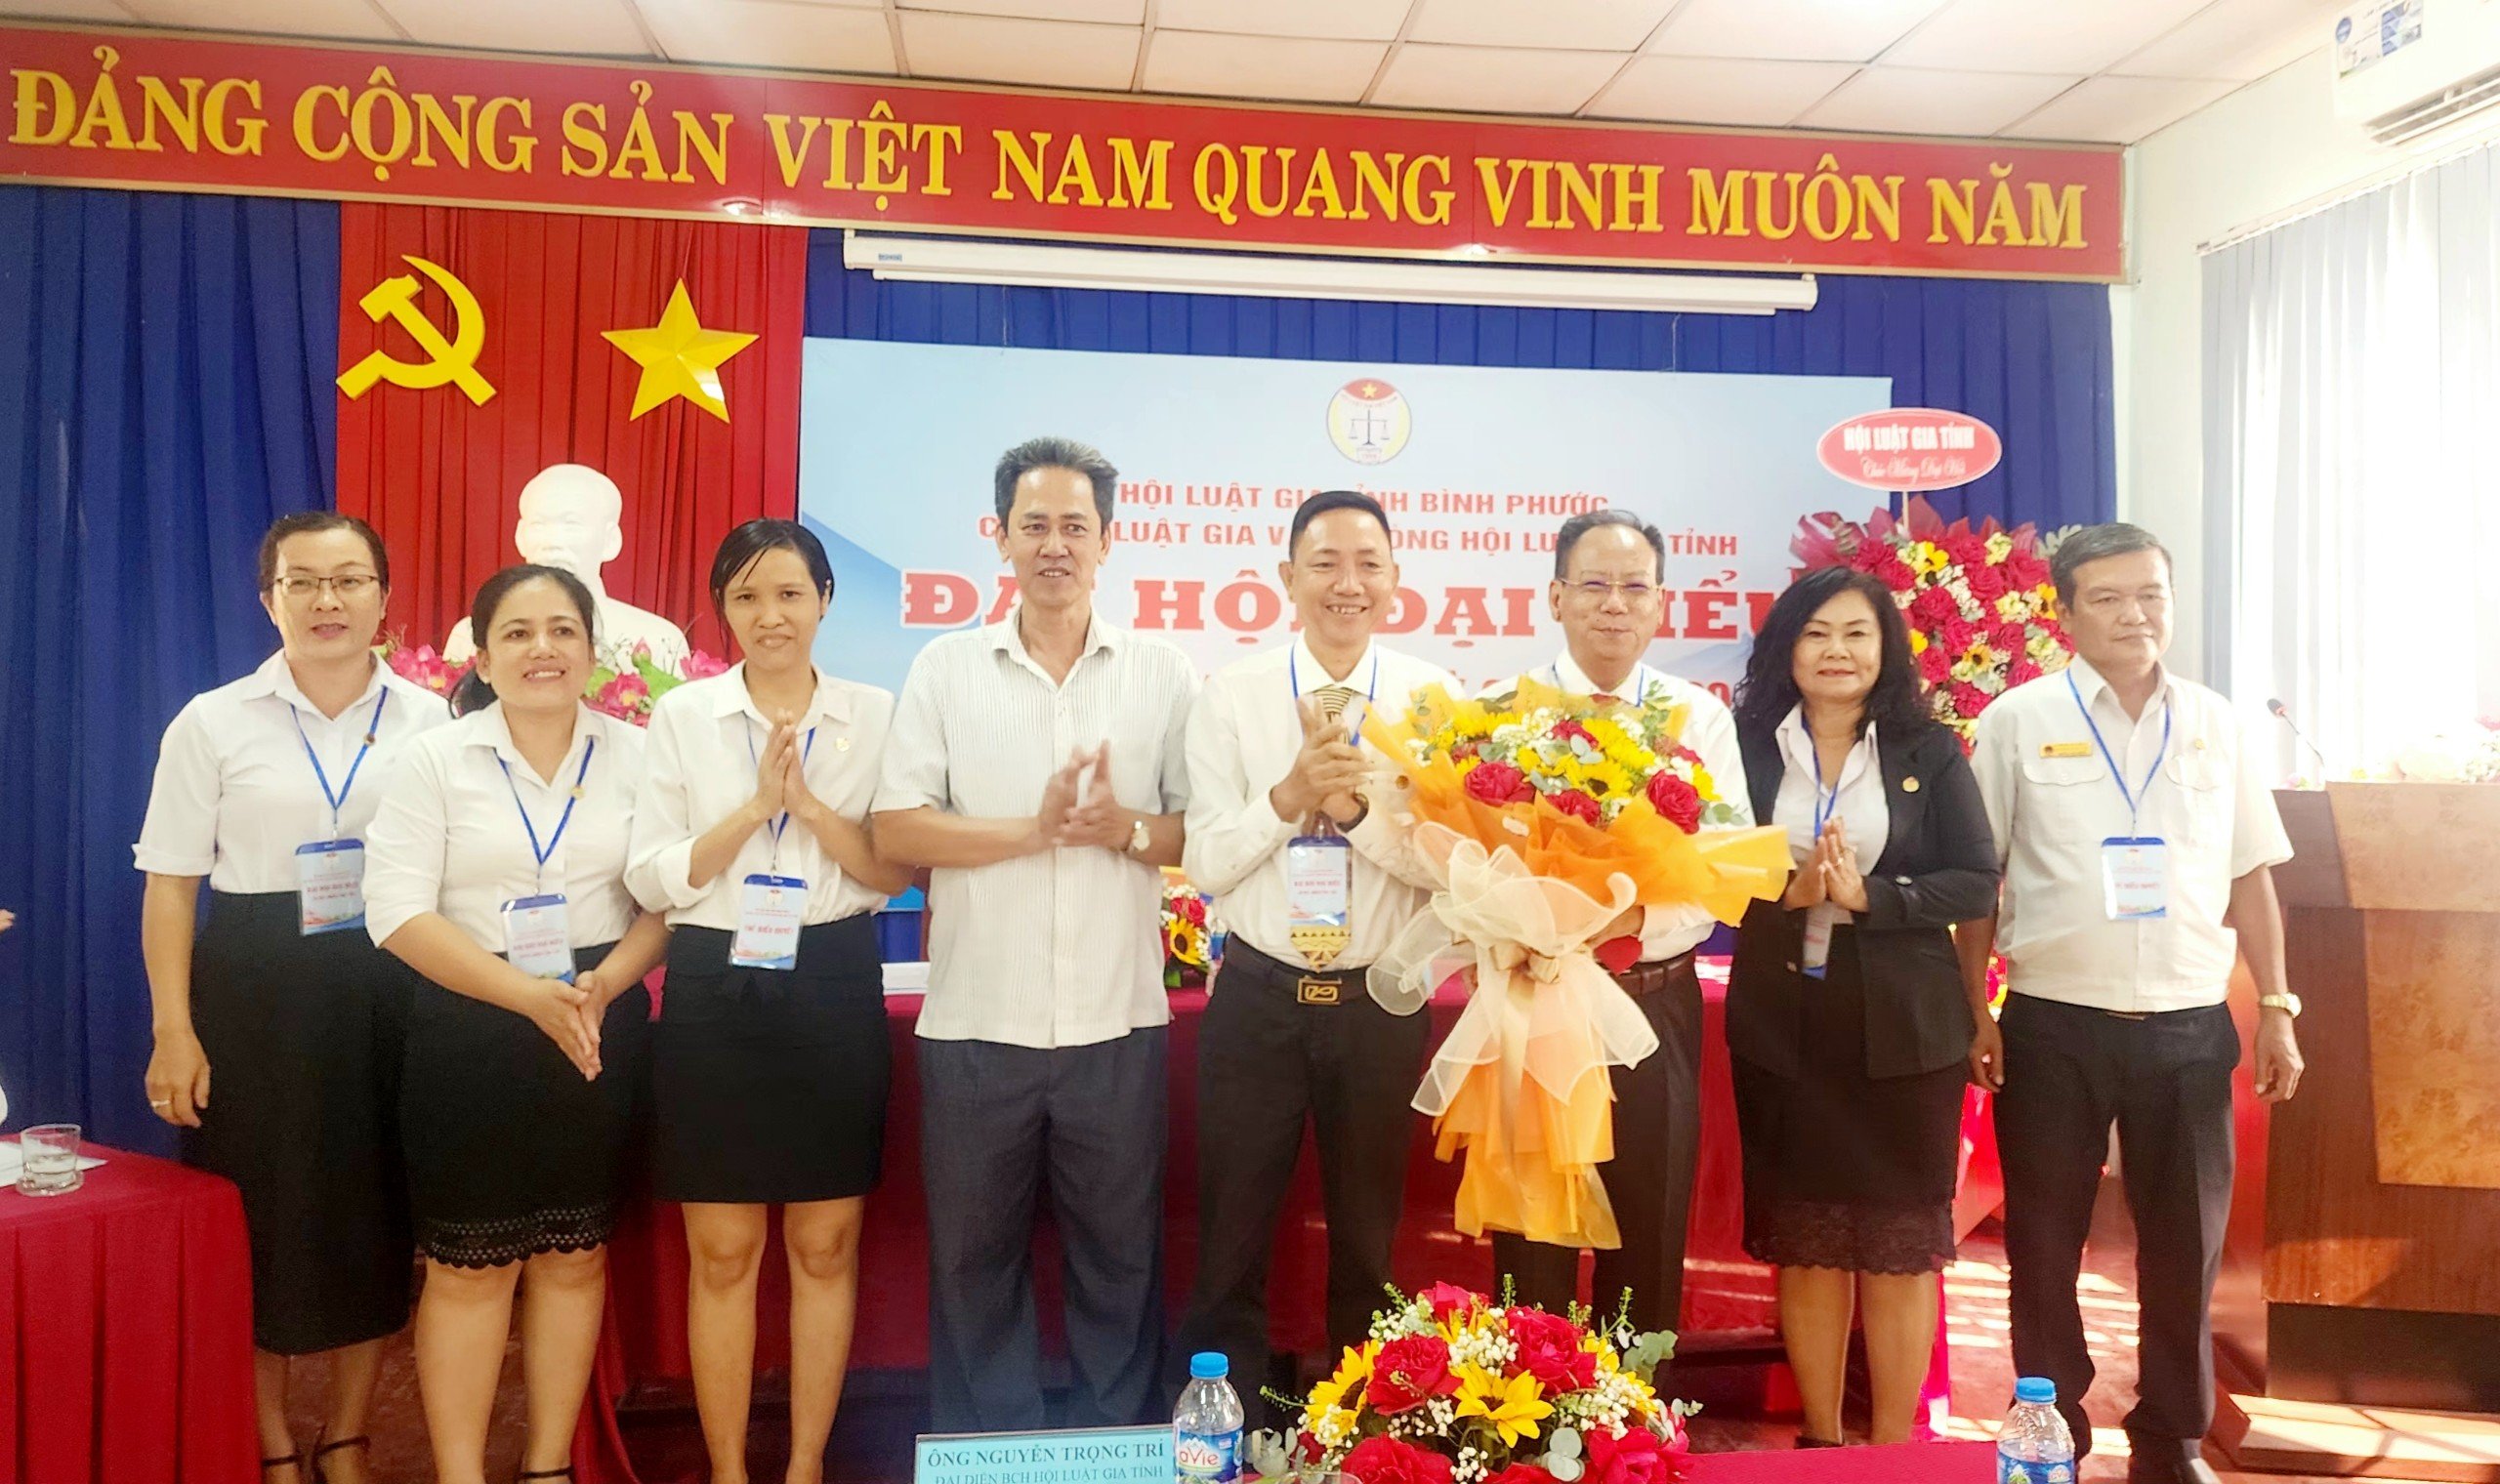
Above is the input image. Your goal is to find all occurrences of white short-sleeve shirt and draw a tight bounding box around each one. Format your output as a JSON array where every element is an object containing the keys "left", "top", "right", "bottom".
[
  {"left": 628, "top": 664, "right": 896, "bottom": 930},
  {"left": 872, "top": 610, "right": 1196, "bottom": 1051},
  {"left": 1970, "top": 656, "right": 2293, "bottom": 1011},
  {"left": 363, "top": 703, "right": 648, "bottom": 953},
  {"left": 134, "top": 652, "right": 452, "bottom": 893}
]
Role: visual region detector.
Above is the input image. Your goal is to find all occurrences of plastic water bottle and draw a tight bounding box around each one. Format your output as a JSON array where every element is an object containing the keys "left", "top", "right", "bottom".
[
  {"left": 1175, "top": 1351, "right": 1245, "bottom": 1484},
  {"left": 1997, "top": 1377, "right": 2076, "bottom": 1484}
]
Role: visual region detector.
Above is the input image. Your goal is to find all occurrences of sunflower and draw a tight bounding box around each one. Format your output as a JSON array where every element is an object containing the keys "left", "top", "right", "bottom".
[{"left": 1454, "top": 1366, "right": 1554, "bottom": 1447}]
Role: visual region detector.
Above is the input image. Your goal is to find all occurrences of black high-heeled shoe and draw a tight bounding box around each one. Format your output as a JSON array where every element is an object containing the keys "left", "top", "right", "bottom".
[
  {"left": 309, "top": 1430, "right": 369, "bottom": 1484},
  {"left": 519, "top": 1468, "right": 575, "bottom": 1482}
]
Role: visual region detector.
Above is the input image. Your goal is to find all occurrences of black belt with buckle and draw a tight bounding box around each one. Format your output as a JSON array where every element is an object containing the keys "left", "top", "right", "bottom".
[
  {"left": 1224, "top": 938, "right": 1366, "bottom": 1006},
  {"left": 1613, "top": 950, "right": 1695, "bottom": 999}
]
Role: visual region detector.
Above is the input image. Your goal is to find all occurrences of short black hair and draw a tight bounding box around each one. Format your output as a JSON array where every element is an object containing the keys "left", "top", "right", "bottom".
[
  {"left": 1732, "top": 567, "right": 1933, "bottom": 743},
  {"left": 994, "top": 435, "right": 1117, "bottom": 526},
  {"left": 2050, "top": 522, "right": 2173, "bottom": 607},
  {"left": 259, "top": 512, "right": 389, "bottom": 591},
  {"left": 1287, "top": 489, "right": 1391, "bottom": 557},
  {"left": 1553, "top": 509, "right": 1665, "bottom": 583},
  {"left": 449, "top": 564, "right": 599, "bottom": 718},
  {"left": 710, "top": 518, "right": 835, "bottom": 622}
]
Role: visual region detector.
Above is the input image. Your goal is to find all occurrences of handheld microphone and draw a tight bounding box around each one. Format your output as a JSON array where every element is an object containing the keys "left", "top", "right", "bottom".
[{"left": 2268, "top": 698, "right": 2328, "bottom": 780}]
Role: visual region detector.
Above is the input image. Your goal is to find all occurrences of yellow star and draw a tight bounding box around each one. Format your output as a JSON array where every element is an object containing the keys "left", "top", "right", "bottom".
[{"left": 601, "top": 280, "right": 758, "bottom": 423}]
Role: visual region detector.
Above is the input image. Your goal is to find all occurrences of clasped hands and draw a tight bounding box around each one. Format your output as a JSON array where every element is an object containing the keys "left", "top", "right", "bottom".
[
  {"left": 1035, "top": 742, "right": 1138, "bottom": 852},
  {"left": 1269, "top": 696, "right": 1368, "bottom": 828},
  {"left": 1781, "top": 816, "right": 1870, "bottom": 914}
]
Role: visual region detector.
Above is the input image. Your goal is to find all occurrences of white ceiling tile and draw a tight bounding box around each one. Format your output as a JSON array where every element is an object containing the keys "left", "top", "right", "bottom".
[
  {"left": 1795, "top": 64, "right": 2080, "bottom": 136},
  {"left": 372, "top": 0, "right": 650, "bottom": 57},
  {"left": 116, "top": 0, "right": 399, "bottom": 40},
  {"left": 899, "top": 0, "right": 1145, "bottom": 24},
  {"left": 1646, "top": 0, "right": 1947, "bottom": 62},
  {"left": 2004, "top": 71, "right": 2235, "bottom": 142},
  {"left": 898, "top": 11, "right": 1140, "bottom": 88},
  {"left": 1407, "top": 0, "right": 1676, "bottom": 53},
  {"left": 0, "top": 0, "right": 140, "bottom": 21},
  {"left": 1154, "top": 0, "right": 1408, "bottom": 42},
  {"left": 1144, "top": 31, "right": 1387, "bottom": 103},
  {"left": 643, "top": 0, "right": 896, "bottom": 71},
  {"left": 1369, "top": 42, "right": 1626, "bottom": 112},
  {"left": 2116, "top": 0, "right": 2342, "bottom": 81},
  {"left": 1881, "top": 0, "right": 2193, "bottom": 73},
  {"left": 1588, "top": 55, "right": 1859, "bottom": 126}
]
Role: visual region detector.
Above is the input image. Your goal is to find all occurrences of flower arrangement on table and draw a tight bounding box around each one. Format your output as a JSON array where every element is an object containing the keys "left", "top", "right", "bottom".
[
  {"left": 1163, "top": 872, "right": 1218, "bottom": 990},
  {"left": 1248, "top": 1284, "right": 1690, "bottom": 1484},
  {"left": 381, "top": 637, "right": 728, "bottom": 727},
  {"left": 1790, "top": 494, "right": 2075, "bottom": 748},
  {"left": 2389, "top": 721, "right": 2500, "bottom": 783},
  {"left": 1360, "top": 680, "right": 1789, "bottom": 1250}
]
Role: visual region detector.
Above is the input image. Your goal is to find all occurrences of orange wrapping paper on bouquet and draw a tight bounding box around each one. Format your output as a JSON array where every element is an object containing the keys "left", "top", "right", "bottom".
[{"left": 1364, "top": 680, "right": 1791, "bottom": 1249}]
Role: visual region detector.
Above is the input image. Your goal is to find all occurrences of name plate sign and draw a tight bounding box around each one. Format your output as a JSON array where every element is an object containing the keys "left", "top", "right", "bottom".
[{"left": 916, "top": 1425, "right": 1176, "bottom": 1484}]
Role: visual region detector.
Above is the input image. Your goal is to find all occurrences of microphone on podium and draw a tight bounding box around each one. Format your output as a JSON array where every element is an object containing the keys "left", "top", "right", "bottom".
[{"left": 2268, "top": 698, "right": 2329, "bottom": 779}]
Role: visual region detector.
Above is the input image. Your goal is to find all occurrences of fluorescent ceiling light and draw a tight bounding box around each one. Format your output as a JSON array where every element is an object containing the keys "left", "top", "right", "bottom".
[{"left": 842, "top": 231, "right": 1817, "bottom": 316}]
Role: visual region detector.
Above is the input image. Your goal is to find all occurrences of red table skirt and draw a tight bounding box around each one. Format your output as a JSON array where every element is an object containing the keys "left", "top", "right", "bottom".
[
  {"left": 580, "top": 967, "right": 2003, "bottom": 1482},
  {"left": 1684, "top": 1441, "right": 1995, "bottom": 1482},
  {"left": 0, "top": 1146, "right": 259, "bottom": 1484}
]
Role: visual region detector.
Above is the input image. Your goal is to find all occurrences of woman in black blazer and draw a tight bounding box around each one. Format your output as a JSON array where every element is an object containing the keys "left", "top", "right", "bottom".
[{"left": 1726, "top": 566, "right": 2001, "bottom": 1448}]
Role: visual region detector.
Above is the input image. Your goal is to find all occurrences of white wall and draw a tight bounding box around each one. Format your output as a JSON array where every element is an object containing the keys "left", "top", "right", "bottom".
[{"left": 2119, "top": 46, "right": 2500, "bottom": 681}]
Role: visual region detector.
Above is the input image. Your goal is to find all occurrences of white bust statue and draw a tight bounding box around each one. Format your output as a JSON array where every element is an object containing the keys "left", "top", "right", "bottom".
[{"left": 443, "top": 465, "right": 691, "bottom": 672}]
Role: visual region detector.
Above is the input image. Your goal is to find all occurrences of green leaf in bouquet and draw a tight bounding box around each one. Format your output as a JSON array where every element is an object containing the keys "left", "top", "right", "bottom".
[
  {"left": 635, "top": 651, "right": 686, "bottom": 696},
  {"left": 1547, "top": 1457, "right": 1585, "bottom": 1481},
  {"left": 1244, "top": 1429, "right": 1294, "bottom": 1478},
  {"left": 1546, "top": 1426, "right": 1583, "bottom": 1462},
  {"left": 1617, "top": 1328, "right": 1678, "bottom": 1382}
]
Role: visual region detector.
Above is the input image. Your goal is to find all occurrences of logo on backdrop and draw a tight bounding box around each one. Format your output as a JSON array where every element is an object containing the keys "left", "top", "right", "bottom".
[
  {"left": 1327, "top": 378, "right": 1411, "bottom": 466},
  {"left": 337, "top": 254, "right": 496, "bottom": 406}
]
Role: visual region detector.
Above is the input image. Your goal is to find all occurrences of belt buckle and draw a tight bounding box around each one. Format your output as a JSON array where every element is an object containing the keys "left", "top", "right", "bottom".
[{"left": 1296, "top": 976, "right": 1342, "bottom": 1007}]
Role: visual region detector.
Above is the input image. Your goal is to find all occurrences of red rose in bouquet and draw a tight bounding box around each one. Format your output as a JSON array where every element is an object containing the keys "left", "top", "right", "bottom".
[
  {"left": 1365, "top": 1336, "right": 1461, "bottom": 1415},
  {"left": 1464, "top": 762, "right": 1534, "bottom": 806},
  {"left": 1505, "top": 1307, "right": 1599, "bottom": 1391},
  {"left": 1990, "top": 620, "right": 2028, "bottom": 651},
  {"left": 1909, "top": 586, "right": 1959, "bottom": 629},
  {"left": 1549, "top": 789, "right": 1602, "bottom": 825},
  {"left": 1646, "top": 771, "right": 1703, "bottom": 833},
  {"left": 1418, "top": 1282, "right": 1479, "bottom": 1324},
  {"left": 1944, "top": 533, "right": 1989, "bottom": 568},
  {"left": 1938, "top": 616, "right": 1979, "bottom": 657},
  {"left": 1950, "top": 681, "right": 1989, "bottom": 718},
  {"left": 2009, "top": 551, "right": 2051, "bottom": 590},
  {"left": 1585, "top": 1424, "right": 1679, "bottom": 1484},
  {"left": 2008, "top": 657, "right": 2044, "bottom": 686},
  {"left": 1344, "top": 1438, "right": 1455, "bottom": 1484},
  {"left": 1966, "top": 561, "right": 2011, "bottom": 602},
  {"left": 1486, "top": 1465, "right": 1561, "bottom": 1484},
  {"left": 1918, "top": 644, "right": 1953, "bottom": 685}
]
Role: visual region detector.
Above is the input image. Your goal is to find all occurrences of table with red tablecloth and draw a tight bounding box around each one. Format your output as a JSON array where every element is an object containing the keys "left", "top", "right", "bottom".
[
  {"left": 1684, "top": 1441, "right": 1995, "bottom": 1482},
  {"left": 0, "top": 1145, "right": 259, "bottom": 1484},
  {"left": 577, "top": 968, "right": 2002, "bottom": 1482}
]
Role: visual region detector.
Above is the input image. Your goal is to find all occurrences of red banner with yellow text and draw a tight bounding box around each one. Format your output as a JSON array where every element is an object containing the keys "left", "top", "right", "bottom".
[{"left": 0, "top": 22, "right": 2123, "bottom": 281}]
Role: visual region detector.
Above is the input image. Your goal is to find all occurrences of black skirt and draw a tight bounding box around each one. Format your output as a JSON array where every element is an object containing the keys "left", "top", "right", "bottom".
[
  {"left": 400, "top": 941, "right": 651, "bottom": 1267},
  {"left": 651, "top": 915, "right": 890, "bottom": 1205},
  {"left": 186, "top": 891, "right": 415, "bottom": 1354},
  {"left": 1731, "top": 928, "right": 1966, "bottom": 1275}
]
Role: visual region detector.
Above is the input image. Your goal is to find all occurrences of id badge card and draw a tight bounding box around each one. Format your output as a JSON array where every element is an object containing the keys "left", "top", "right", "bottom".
[
  {"left": 501, "top": 893, "right": 576, "bottom": 982},
  {"left": 2100, "top": 837, "right": 2171, "bottom": 921},
  {"left": 731, "top": 874, "right": 809, "bottom": 970},
  {"left": 1284, "top": 835, "right": 1354, "bottom": 969},
  {"left": 295, "top": 839, "right": 367, "bottom": 936}
]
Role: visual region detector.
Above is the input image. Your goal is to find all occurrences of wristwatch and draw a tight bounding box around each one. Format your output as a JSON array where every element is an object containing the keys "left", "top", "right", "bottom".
[
  {"left": 1127, "top": 816, "right": 1152, "bottom": 856},
  {"left": 2258, "top": 992, "right": 2303, "bottom": 1018}
]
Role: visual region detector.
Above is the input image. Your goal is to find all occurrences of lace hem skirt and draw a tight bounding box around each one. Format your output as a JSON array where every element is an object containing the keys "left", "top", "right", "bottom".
[
  {"left": 401, "top": 941, "right": 650, "bottom": 1267},
  {"left": 1729, "top": 950, "right": 1966, "bottom": 1276}
]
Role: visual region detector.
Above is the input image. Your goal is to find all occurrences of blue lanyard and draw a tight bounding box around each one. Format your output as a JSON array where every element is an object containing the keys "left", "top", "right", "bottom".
[
  {"left": 744, "top": 722, "right": 819, "bottom": 860},
  {"left": 2067, "top": 671, "right": 2170, "bottom": 830},
  {"left": 291, "top": 688, "right": 390, "bottom": 838},
  {"left": 1809, "top": 729, "right": 1845, "bottom": 843},
  {"left": 497, "top": 737, "right": 597, "bottom": 890},
  {"left": 1289, "top": 650, "right": 1380, "bottom": 747}
]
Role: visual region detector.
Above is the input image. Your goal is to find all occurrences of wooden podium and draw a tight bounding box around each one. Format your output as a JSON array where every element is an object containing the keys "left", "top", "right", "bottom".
[{"left": 2219, "top": 783, "right": 2500, "bottom": 1479}]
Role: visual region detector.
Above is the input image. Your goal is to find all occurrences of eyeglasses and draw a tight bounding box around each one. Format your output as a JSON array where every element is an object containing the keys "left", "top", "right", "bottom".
[
  {"left": 271, "top": 574, "right": 380, "bottom": 600},
  {"left": 1566, "top": 579, "right": 1657, "bottom": 602}
]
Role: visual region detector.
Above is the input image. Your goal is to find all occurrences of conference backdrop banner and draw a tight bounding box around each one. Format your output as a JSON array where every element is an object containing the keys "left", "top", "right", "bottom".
[
  {"left": 0, "top": 21, "right": 2122, "bottom": 280},
  {"left": 799, "top": 339, "right": 1889, "bottom": 698}
]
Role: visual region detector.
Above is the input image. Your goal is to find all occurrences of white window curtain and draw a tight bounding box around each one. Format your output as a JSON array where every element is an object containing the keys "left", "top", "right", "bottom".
[{"left": 2201, "top": 142, "right": 2500, "bottom": 778}]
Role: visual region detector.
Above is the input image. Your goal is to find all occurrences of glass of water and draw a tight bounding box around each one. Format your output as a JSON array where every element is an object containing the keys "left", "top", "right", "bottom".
[{"left": 18, "top": 1123, "right": 83, "bottom": 1196}]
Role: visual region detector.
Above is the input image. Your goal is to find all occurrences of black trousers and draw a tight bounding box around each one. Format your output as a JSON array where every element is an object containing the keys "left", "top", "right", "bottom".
[
  {"left": 1995, "top": 994, "right": 2239, "bottom": 1464},
  {"left": 920, "top": 1028, "right": 1169, "bottom": 1433},
  {"left": 1175, "top": 941, "right": 1432, "bottom": 1421},
  {"left": 1492, "top": 956, "right": 1704, "bottom": 1339}
]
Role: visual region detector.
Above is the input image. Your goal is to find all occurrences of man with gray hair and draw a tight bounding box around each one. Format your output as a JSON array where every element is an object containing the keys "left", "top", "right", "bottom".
[
  {"left": 874, "top": 434, "right": 1197, "bottom": 1431},
  {"left": 1959, "top": 522, "right": 2301, "bottom": 1483}
]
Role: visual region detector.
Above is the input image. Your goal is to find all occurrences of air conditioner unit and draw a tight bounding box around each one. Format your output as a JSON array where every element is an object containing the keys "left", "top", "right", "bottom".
[{"left": 2333, "top": 0, "right": 2500, "bottom": 145}]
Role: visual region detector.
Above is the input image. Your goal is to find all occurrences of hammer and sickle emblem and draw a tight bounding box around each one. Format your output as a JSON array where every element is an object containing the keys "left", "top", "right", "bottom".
[{"left": 336, "top": 255, "right": 496, "bottom": 405}]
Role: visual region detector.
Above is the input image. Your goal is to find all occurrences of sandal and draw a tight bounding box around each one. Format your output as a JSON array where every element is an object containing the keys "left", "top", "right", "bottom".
[
  {"left": 310, "top": 1432, "right": 369, "bottom": 1484},
  {"left": 519, "top": 1469, "right": 575, "bottom": 1481},
  {"left": 262, "top": 1452, "right": 302, "bottom": 1478}
]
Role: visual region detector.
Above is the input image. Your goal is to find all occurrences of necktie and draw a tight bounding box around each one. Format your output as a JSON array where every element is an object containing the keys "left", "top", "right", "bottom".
[{"left": 1312, "top": 684, "right": 1359, "bottom": 723}]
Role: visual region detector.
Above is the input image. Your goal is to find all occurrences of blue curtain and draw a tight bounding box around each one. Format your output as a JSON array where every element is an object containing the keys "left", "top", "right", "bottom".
[
  {"left": 805, "top": 235, "right": 2115, "bottom": 531},
  {"left": 0, "top": 186, "right": 340, "bottom": 1150}
]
